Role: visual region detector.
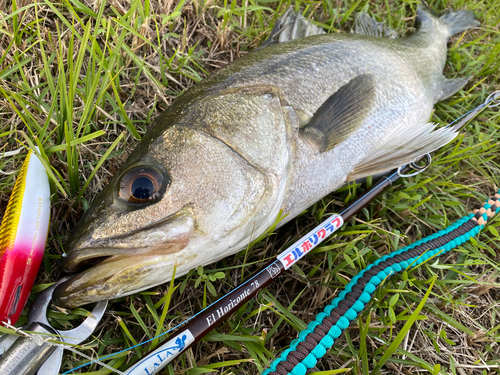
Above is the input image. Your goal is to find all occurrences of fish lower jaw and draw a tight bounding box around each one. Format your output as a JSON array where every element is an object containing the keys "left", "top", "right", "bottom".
[
  {"left": 53, "top": 273, "right": 155, "bottom": 308},
  {"left": 53, "top": 249, "right": 190, "bottom": 308}
]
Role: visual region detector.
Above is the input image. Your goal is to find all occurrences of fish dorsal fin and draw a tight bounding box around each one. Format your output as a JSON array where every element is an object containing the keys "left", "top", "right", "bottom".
[
  {"left": 258, "top": 7, "right": 325, "bottom": 49},
  {"left": 438, "top": 76, "right": 470, "bottom": 101},
  {"left": 354, "top": 13, "right": 398, "bottom": 38},
  {"left": 300, "top": 74, "right": 376, "bottom": 153},
  {"left": 347, "top": 122, "right": 458, "bottom": 181}
]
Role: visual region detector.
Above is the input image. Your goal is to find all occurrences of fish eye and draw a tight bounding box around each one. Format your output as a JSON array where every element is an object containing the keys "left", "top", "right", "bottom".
[{"left": 118, "top": 167, "right": 165, "bottom": 204}]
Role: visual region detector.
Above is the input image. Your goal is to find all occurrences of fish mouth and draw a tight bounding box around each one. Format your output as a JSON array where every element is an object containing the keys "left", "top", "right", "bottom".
[
  {"left": 60, "top": 247, "right": 149, "bottom": 273},
  {"left": 53, "top": 244, "right": 186, "bottom": 308},
  {"left": 54, "top": 209, "right": 194, "bottom": 308},
  {"left": 60, "top": 208, "right": 194, "bottom": 272}
]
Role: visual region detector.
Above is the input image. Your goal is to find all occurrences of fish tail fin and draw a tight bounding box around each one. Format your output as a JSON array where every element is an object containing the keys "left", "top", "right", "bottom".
[
  {"left": 416, "top": 4, "right": 480, "bottom": 38},
  {"left": 439, "top": 8, "right": 480, "bottom": 37}
]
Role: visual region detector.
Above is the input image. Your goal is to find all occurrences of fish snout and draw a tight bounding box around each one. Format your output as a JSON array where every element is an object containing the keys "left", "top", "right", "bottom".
[
  {"left": 62, "top": 208, "right": 194, "bottom": 271},
  {"left": 53, "top": 252, "right": 183, "bottom": 308},
  {"left": 54, "top": 209, "right": 195, "bottom": 308}
]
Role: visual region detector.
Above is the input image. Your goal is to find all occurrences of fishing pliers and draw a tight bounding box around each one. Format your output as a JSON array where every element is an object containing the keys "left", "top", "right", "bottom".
[{"left": 0, "top": 277, "right": 107, "bottom": 375}]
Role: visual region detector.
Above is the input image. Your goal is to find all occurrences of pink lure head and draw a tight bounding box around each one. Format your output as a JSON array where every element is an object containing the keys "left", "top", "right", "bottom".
[{"left": 0, "top": 150, "right": 50, "bottom": 325}]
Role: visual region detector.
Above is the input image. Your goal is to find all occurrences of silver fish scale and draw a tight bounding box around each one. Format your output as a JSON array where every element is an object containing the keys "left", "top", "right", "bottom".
[
  {"left": 55, "top": 6, "right": 476, "bottom": 307},
  {"left": 154, "top": 88, "right": 292, "bottom": 245},
  {"left": 183, "top": 33, "right": 447, "bottom": 221}
]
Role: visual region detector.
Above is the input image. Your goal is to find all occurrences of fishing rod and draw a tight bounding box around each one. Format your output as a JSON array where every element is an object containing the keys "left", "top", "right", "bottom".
[
  {"left": 118, "top": 91, "right": 499, "bottom": 375},
  {"left": 66, "top": 90, "right": 499, "bottom": 375},
  {"left": 120, "top": 163, "right": 426, "bottom": 375},
  {"left": 64, "top": 165, "right": 414, "bottom": 375}
]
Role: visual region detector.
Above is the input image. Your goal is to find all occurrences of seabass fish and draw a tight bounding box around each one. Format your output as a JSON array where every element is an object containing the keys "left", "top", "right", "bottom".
[{"left": 53, "top": 6, "right": 479, "bottom": 307}]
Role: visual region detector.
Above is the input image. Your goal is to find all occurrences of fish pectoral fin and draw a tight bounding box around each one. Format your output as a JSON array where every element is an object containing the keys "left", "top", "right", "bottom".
[
  {"left": 438, "top": 76, "right": 470, "bottom": 102},
  {"left": 347, "top": 122, "right": 458, "bottom": 181},
  {"left": 257, "top": 7, "right": 325, "bottom": 49},
  {"left": 354, "top": 13, "right": 398, "bottom": 39},
  {"left": 300, "top": 74, "right": 376, "bottom": 153}
]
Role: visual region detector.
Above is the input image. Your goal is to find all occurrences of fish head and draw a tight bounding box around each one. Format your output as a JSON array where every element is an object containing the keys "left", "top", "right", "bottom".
[{"left": 53, "top": 111, "right": 273, "bottom": 308}]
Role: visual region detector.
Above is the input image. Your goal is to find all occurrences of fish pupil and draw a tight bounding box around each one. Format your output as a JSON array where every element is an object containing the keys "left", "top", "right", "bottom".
[{"left": 131, "top": 177, "right": 154, "bottom": 200}]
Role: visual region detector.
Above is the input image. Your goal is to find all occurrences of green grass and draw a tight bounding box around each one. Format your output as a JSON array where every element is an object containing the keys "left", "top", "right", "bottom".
[{"left": 0, "top": 0, "right": 499, "bottom": 374}]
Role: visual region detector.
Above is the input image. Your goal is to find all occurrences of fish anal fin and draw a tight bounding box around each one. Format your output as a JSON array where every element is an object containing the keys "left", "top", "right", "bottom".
[
  {"left": 438, "top": 76, "right": 470, "bottom": 101},
  {"left": 300, "top": 74, "right": 376, "bottom": 153},
  {"left": 347, "top": 122, "right": 458, "bottom": 181},
  {"left": 354, "top": 13, "right": 398, "bottom": 39}
]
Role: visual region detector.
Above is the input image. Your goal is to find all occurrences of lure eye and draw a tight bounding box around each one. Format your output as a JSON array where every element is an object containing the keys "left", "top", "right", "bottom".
[{"left": 119, "top": 167, "right": 165, "bottom": 204}]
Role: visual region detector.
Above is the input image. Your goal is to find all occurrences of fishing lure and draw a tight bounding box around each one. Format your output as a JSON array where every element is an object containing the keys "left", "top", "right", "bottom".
[{"left": 0, "top": 150, "right": 50, "bottom": 325}]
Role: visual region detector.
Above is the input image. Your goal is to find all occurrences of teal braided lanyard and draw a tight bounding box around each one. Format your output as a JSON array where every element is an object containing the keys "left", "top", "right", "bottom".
[{"left": 263, "top": 190, "right": 500, "bottom": 375}]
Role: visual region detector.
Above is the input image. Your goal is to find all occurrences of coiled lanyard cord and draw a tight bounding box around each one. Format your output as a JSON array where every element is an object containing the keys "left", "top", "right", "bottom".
[{"left": 264, "top": 192, "right": 500, "bottom": 375}]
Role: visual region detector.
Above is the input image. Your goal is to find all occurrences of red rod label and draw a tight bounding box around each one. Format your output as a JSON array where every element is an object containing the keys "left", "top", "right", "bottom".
[{"left": 277, "top": 215, "right": 343, "bottom": 270}]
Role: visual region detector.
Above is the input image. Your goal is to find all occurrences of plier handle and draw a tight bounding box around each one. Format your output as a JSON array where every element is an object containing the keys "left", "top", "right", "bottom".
[{"left": 0, "top": 277, "right": 107, "bottom": 375}]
